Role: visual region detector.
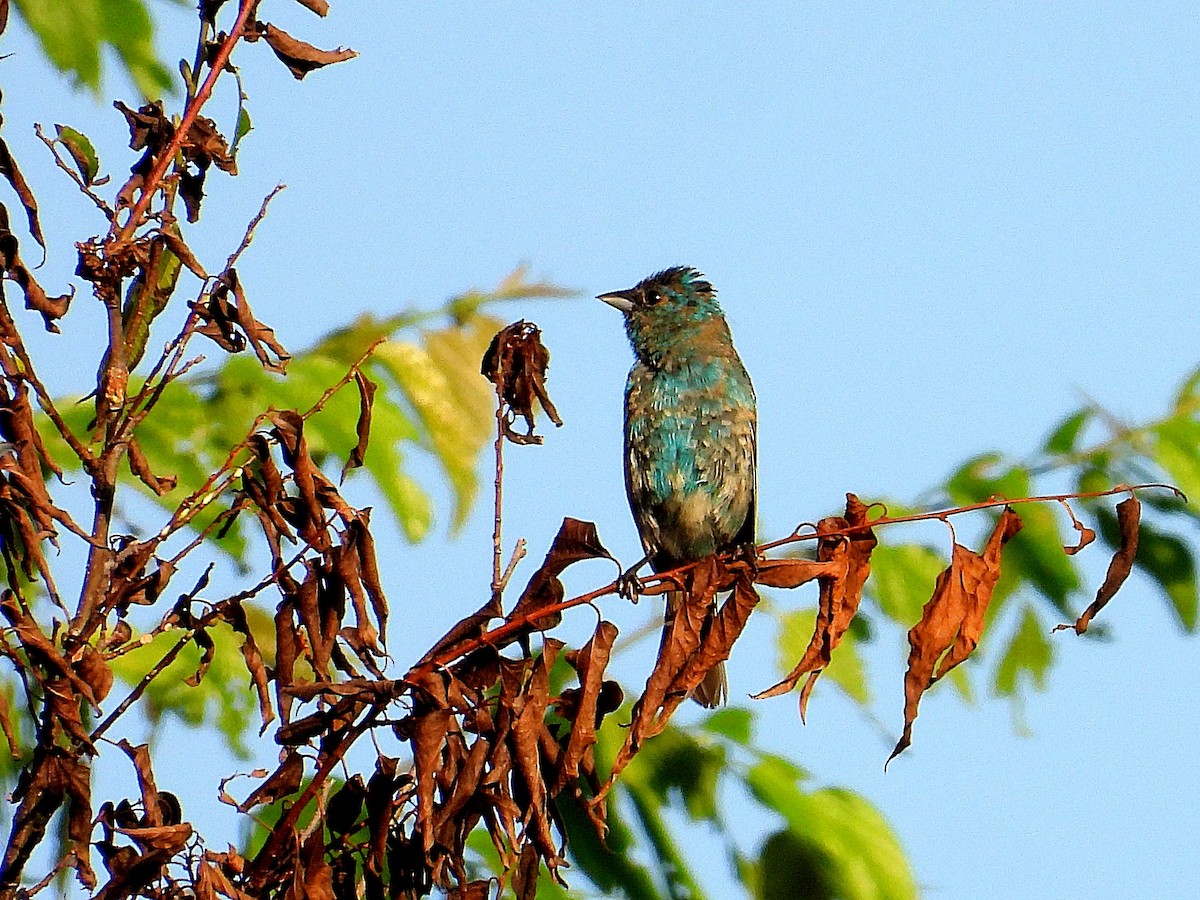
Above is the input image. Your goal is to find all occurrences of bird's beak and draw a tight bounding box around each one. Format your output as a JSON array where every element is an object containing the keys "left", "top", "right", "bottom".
[{"left": 597, "top": 289, "right": 636, "bottom": 313}]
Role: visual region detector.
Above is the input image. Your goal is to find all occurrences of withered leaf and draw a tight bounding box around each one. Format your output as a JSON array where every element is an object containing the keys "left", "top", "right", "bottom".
[
  {"left": 10, "top": 262, "right": 73, "bottom": 332},
  {"left": 365, "top": 755, "right": 400, "bottom": 880},
  {"left": 239, "top": 750, "right": 304, "bottom": 810},
  {"left": 116, "top": 739, "right": 163, "bottom": 825},
  {"left": 293, "top": 0, "right": 330, "bottom": 14},
  {"left": 888, "top": 507, "right": 1023, "bottom": 765},
  {"left": 114, "top": 823, "right": 193, "bottom": 855},
  {"left": 1063, "top": 494, "right": 1141, "bottom": 635},
  {"left": 752, "top": 495, "right": 877, "bottom": 715},
  {"left": 506, "top": 517, "right": 616, "bottom": 636},
  {"left": 1061, "top": 500, "right": 1097, "bottom": 556},
  {"left": 220, "top": 600, "right": 275, "bottom": 732},
  {"left": 0, "top": 136, "right": 45, "bottom": 251},
  {"left": 326, "top": 774, "right": 366, "bottom": 835},
  {"left": 127, "top": 437, "right": 177, "bottom": 496},
  {"left": 481, "top": 320, "right": 563, "bottom": 445},
  {"left": 511, "top": 640, "right": 566, "bottom": 875},
  {"left": 0, "top": 687, "right": 20, "bottom": 758},
  {"left": 256, "top": 23, "right": 358, "bottom": 80},
  {"left": 553, "top": 620, "right": 618, "bottom": 794},
  {"left": 75, "top": 645, "right": 113, "bottom": 703},
  {"left": 301, "top": 831, "right": 335, "bottom": 900},
  {"left": 185, "top": 626, "right": 217, "bottom": 687},
  {"left": 273, "top": 598, "right": 298, "bottom": 722},
  {"left": 410, "top": 676, "right": 452, "bottom": 852},
  {"left": 340, "top": 370, "right": 376, "bottom": 482}
]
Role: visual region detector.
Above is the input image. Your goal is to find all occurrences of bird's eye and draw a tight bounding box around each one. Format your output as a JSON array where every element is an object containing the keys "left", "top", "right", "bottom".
[{"left": 645, "top": 290, "right": 660, "bottom": 304}]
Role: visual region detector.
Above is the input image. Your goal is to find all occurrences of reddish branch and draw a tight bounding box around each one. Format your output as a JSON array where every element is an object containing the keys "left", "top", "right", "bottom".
[{"left": 113, "top": 0, "right": 258, "bottom": 244}]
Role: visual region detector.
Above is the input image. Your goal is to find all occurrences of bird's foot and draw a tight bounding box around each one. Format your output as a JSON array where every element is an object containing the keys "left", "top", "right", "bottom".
[
  {"left": 617, "top": 562, "right": 646, "bottom": 602},
  {"left": 730, "top": 541, "right": 761, "bottom": 579}
]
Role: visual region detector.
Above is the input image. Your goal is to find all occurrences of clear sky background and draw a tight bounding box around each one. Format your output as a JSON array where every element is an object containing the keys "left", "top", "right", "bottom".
[{"left": 6, "top": 3, "right": 1200, "bottom": 897}]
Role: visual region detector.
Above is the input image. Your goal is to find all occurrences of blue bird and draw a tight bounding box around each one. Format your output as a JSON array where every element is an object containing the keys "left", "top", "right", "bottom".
[{"left": 599, "top": 267, "right": 757, "bottom": 707}]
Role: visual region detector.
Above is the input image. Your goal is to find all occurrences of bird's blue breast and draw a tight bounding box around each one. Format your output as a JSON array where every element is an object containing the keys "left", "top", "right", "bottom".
[{"left": 624, "top": 354, "right": 756, "bottom": 565}]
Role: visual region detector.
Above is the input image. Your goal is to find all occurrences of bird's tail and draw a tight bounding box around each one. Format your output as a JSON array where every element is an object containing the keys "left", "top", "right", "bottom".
[{"left": 664, "top": 590, "right": 728, "bottom": 708}]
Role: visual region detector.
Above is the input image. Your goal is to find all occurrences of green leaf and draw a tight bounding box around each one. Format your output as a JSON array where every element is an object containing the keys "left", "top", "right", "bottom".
[
  {"left": 993, "top": 604, "right": 1053, "bottom": 697},
  {"left": 745, "top": 758, "right": 916, "bottom": 900},
  {"left": 775, "top": 608, "right": 869, "bottom": 706},
  {"left": 14, "top": 0, "right": 173, "bottom": 96},
  {"left": 375, "top": 315, "right": 498, "bottom": 531},
  {"left": 867, "top": 543, "right": 947, "bottom": 625},
  {"left": 53, "top": 124, "right": 100, "bottom": 184},
  {"left": 754, "top": 828, "right": 841, "bottom": 900},
  {"left": 1152, "top": 415, "right": 1200, "bottom": 506},
  {"left": 100, "top": 0, "right": 174, "bottom": 97},
  {"left": 628, "top": 726, "right": 726, "bottom": 823},
  {"left": 702, "top": 706, "right": 753, "bottom": 746},
  {"left": 1043, "top": 408, "right": 1092, "bottom": 455},
  {"left": 236, "top": 107, "right": 253, "bottom": 142}
]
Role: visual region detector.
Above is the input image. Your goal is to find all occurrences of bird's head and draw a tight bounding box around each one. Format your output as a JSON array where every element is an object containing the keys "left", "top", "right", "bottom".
[{"left": 598, "top": 267, "right": 723, "bottom": 357}]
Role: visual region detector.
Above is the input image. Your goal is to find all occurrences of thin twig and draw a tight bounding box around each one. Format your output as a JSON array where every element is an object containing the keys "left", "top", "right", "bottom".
[
  {"left": 225, "top": 183, "right": 286, "bottom": 272},
  {"left": 411, "top": 481, "right": 1178, "bottom": 675}
]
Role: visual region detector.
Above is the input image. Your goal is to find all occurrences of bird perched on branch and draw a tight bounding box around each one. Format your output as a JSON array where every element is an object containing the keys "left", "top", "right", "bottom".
[{"left": 599, "top": 266, "right": 757, "bottom": 707}]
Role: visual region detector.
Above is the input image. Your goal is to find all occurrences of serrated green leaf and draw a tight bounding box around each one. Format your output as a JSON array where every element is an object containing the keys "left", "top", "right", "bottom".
[
  {"left": 868, "top": 543, "right": 947, "bottom": 625},
  {"left": 54, "top": 124, "right": 100, "bottom": 184},
  {"left": 1043, "top": 409, "right": 1092, "bottom": 455},
  {"left": 775, "top": 608, "right": 869, "bottom": 706},
  {"left": 994, "top": 604, "right": 1053, "bottom": 697}
]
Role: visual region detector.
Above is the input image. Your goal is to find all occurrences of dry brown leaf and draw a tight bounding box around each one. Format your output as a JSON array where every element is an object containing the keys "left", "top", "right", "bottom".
[
  {"left": 364, "top": 755, "right": 400, "bottom": 881},
  {"left": 1063, "top": 494, "right": 1141, "bottom": 634},
  {"left": 273, "top": 597, "right": 298, "bottom": 723},
  {"left": 340, "top": 370, "right": 376, "bottom": 482},
  {"left": 511, "top": 640, "right": 565, "bottom": 875},
  {"left": 220, "top": 600, "right": 275, "bottom": 732},
  {"left": 74, "top": 645, "right": 113, "bottom": 703},
  {"left": 888, "top": 507, "right": 1022, "bottom": 765},
  {"left": 0, "top": 688, "right": 20, "bottom": 758},
  {"left": 127, "top": 437, "right": 177, "bottom": 496},
  {"left": 506, "top": 517, "right": 615, "bottom": 637},
  {"left": 1061, "top": 500, "right": 1097, "bottom": 556},
  {"left": 410, "top": 678, "right": 453, "bottom": 853},
  {"left": 0, "top": 138, "right": 45, "bottom": 251},
  {"left": 256, "top": 23, "right": 358, "bottom": 80},
  {"left": 481, "top": 320, "right": 563, "bottom": 444},
  {"left": 751, "top": 500, "right": 877, "bottom": 707},
  {"left": 300, "top": 831, "right": 334, "bottom": 900},
  {"left": 552, "top": 620, "right": 618, "bottom": 794},
  {"left": 238, "top": 750, "right": 304, "bottom": 811}
]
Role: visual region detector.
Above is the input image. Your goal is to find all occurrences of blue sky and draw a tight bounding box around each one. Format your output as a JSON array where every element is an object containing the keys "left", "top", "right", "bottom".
[{"left": 7, "top": 3, "right": 1200, "bottom": 897}]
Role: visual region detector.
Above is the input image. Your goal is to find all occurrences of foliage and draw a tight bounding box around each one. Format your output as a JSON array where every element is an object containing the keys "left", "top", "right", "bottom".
[
  {"left": 1, "top": 2, "right": 1198, "bottom": 900},
  {"left": 10, "top": 0, "right": 174, "bottom": 97}
]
